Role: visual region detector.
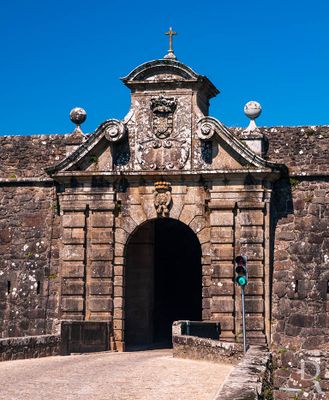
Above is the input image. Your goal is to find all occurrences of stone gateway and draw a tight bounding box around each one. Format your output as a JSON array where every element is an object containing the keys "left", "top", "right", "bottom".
[
  {"left": 45, "top": 57, "right": 281, "bottom": 350},
  {"left": 0, "top": 46, "right": 328, "bottom": 397}
]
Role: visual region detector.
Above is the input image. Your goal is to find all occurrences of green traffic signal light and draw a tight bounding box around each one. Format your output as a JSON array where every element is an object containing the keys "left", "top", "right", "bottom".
[
  {"left": 236, "top": 275, "right": 247, "bottom": 286},
  {"left": 235, "top": 255, "right": 248, "bottom": 287}
]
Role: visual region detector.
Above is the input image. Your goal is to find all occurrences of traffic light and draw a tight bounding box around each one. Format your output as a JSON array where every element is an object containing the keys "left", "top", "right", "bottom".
[{"left": 235, "top": 255, "right": 248, "bottom": 287}]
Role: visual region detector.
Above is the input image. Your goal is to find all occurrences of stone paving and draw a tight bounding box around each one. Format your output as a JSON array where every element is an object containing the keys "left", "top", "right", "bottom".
[{"left": 0, "top": 349, "right": 233, "bottom": 400}]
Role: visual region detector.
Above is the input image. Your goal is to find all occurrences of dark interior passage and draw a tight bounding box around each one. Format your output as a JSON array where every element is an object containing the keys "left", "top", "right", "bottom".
[{"left": 125, "top": 218, "right": 202, "bottom": 348}]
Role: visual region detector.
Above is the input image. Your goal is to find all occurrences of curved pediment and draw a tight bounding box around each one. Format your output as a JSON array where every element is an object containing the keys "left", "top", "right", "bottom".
[
  {"left": 122, "top": 59, "right": 200, "bottom": 82},
  {"left": 121, "top": 59, "right": 219, "bottom": 99},
  {"left": 45, "top": 119, "right": 128, "bottom": 174},
  {"left": 46, "top": 112, "right": 283, "bottom": 179},
  {"left": 46, "top": 57, "right": 282, "bottom": 179}
]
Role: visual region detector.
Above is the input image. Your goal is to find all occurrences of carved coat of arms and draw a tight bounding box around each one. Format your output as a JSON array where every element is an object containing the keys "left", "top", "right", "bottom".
[
  {"left": 136, "top": 96, "right": 190, "bottom": 170},
  {"left": 151, "top": 96, "right": 176, "bottom": 139},
  {"left": 154, "top": 181, "right": 172, "bottom": 217}
]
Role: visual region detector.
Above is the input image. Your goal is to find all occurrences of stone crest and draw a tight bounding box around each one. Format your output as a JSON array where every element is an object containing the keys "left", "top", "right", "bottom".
[
  {"left": 150, "top": 96, "right": 177, "bottom": 139},
  {"left": 136, "top": 96, "right": 190, "bottom": 170},
  {"left": 154, "top": 181, "right": 172, "bottom": 217}
]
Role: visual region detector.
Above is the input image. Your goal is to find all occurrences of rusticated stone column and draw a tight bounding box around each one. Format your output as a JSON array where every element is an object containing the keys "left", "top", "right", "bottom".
[
  {"left": 61, "top": 208, "right": 86, "bottom": 320},
  {"left": 208, "top": 200, "right": 236, "bottom": 341},
  {"left": 59, "top": 191, "right": 115, "bottom": 330},
  {"left": 237, "top": 201, "right": 266, "bottom": 344}
]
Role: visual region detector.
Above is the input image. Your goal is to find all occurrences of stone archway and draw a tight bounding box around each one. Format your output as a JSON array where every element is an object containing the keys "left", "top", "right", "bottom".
[{"left": 124, "top": 218, "right": 202, "bottom": 349}]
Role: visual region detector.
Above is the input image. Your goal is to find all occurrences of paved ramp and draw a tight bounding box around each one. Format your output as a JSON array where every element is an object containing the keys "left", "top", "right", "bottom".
[{"left": 0, "top": 349, "right": 233, "bottom": 400}]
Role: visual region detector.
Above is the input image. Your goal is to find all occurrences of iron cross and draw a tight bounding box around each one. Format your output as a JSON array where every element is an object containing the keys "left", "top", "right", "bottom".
[{"left": 165, "top": 27, "right": 177, "bottom": 52}]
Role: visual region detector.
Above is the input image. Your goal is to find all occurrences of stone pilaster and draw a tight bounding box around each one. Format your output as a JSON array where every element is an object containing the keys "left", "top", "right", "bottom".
[
  {"left": 61, "top": 209, "right": 86, "bottom": 320},
  {"left": 238, "top": 201, "right": 266, "bottom": 344},
  {"left": 208, "top": 200, "right": 236, "bottom": 341}
]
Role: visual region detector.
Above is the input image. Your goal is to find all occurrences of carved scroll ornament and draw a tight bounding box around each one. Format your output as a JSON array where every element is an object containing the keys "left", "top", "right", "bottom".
[
  {"left": 197, "top": 120, "right": 216, "bottom": 140},
  {"left": 104, "top": 120, "right": 126, "bottom": 143}
]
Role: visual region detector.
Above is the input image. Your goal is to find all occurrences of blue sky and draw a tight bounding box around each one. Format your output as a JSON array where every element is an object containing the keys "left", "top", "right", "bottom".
[{"left": 1, "top": 0, "right": 329, "bottom": 135}]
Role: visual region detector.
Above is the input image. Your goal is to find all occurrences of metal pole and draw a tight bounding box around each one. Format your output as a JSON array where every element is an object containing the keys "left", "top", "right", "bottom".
[{"left": 241, "top": 287, "right": 247, "bottom": 353}]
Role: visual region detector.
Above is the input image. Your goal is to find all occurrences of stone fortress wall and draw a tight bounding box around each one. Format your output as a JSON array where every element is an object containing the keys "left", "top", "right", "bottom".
[
  {"left": 0, "top": 126, "right": 328, "bottom": 396},
  {"left": 0, "top": 135, "right": 77, "bottom": 337}
]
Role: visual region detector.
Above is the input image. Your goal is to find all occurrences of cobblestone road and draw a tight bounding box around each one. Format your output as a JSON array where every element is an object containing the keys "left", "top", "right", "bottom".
[{"left": 0, "top": 349, "right": 233, "bottom": 400}]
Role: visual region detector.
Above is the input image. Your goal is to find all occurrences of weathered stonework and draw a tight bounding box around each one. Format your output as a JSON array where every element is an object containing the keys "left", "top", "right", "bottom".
[
  {"left": 0, "top": 55, "right": 328, "bottom": 398},
  {"left": 0, "top": 334, "right": 60, "bottom": 361}
]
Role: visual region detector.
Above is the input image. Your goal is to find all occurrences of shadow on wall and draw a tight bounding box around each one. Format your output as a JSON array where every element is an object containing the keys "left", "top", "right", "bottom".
[{"left": 270, "top": 175, "right": 294, "bottom": 328}]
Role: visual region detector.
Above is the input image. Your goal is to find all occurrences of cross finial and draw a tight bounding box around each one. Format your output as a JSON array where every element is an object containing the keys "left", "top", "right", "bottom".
[{"left": 164, "top": 27, "right": 177, "bottom": 60}]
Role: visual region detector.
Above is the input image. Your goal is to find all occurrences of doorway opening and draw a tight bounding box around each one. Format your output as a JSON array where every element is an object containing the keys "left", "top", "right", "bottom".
[{"left": 124, "top": 218, "right": 202, "bottom": 349}]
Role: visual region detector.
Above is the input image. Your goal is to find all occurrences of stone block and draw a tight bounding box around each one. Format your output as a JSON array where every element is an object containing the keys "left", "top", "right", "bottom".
[
  {"left": 189, "top": 216, "right": 207, "bottom": 235},
  {"left": 239, "top": 210, "right": 264, "bottom": 226},
  {"left": 91, "top": 212, "right": 114, "bottom": 228},
  {"left": 62, "top": 245, "right": 85, "bottom": 261},
  {"left": 202, "top": 298, "right": 210, "bottom": 309},
  {"left": 240, "top": 244, "right": 264, "bottom": 260},
  {"left": 63, "top": 228, "right": 85, "bottom": 244},
  {"left": 244, "top": 280, "right": 264, "bottom": 295},
  {"left": 115, "top": 216, "right": 137, "bottom": 234},
  {"left": 61, "top": 261, "right": 84, "bottom": 279},
  {"left": 197, "top": 227, "right": 210, "bottom": 244},
  {"left": 247, "top": 262, "right": 264, "bottom": 278},
  {"left": 114, "top": 275, "right": 123, "bottom": 286},
  {"left": 113, "top": 329, "right": 123, "bottom": 341},
  {"left": 240, "top": 226, "right": 264, "bottom": 244},
  {"left": 211, "top": 297, "right": 234, "bottom": 313},
  {"left": 91, "top": 261, "right": 112, "bottom": 278},
  {"left": 113, "top": 264, "right": 124, "bottom": 276},
  {"left": 168, "top": 197, "right": 184, "bottom": 220},
  {"left": 211, "top": 315, "right": 234, "bottom": 330},
  {"left": 114, "top": 243, "right": 124, "bottom": 257},
  {"left": 212, "top": 263, "right": 234, "bottom": 278},
  {"left": 201, "top": 242, "right": 210, "bottom": 256},
  {"left": 62, "top": 279, "right": 84, "bottom": 295},
  {"left": 210, "top": 211, "right": 234, "bottom": 226},
  {"left": 113, "top": 308, "right": 124, "bottom": 319},
  {"left": 113, "top": 297, "right": 124, "bottom": 309},
  {"left": 88, "top": 297, "right": 113, "bottom": 312},
  {"left": 61, "top": 297, "right": 84, "bottom": 312},
  {"left": 62, "top": 213, "right": 85, "bottom": 228},
  {"left": 113, "top": 319, "right": 124, "bottom": 330},
  {"left": 89, "top": 281, "right": 112, "bottom": 295},
  {"left": 245, "top": 315, "right": 264, "bottom": 330},
  {"left": 211, "top": 227, "right": 233, "bottom": 243},
  {"left": 211, "top": 244, "right": 234, "bottom": 260},
  {"left": 180, "top": 204, "right": 203, "bottom": 226},
  {"left": 90, "top": 245, "right": 113, "bottom": 261},
  {"left": 245, "top": 298, "right": 264, "bottom": 313},
  {"left": 128, "top": 205, "right": 147, "bottom": 226},
  {"left": 90, "top": 228, "right": 113, "bottom": 244},
  {"left": 114, "top": 228, "right": 128, "bottom": 245},
  {"left": 113, "top": 286, "right": 123, "bottom": 297},
  {"left": 209, "top": 280, "right": 234, "bottom": 296}
]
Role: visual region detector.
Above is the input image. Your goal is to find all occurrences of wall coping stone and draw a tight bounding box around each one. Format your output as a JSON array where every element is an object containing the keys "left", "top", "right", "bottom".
[{"left": 216, "top": 345, "right": 271, "bottom": 400}]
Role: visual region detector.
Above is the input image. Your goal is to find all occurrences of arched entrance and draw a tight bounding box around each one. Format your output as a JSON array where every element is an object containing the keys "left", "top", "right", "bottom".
[{"left": 124, "top": 218, "right": 202, "bottom": 348}]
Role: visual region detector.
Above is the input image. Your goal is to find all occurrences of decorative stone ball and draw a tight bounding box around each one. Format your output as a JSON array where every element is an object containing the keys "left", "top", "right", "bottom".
[
  {"left": 244, "top": 101, "right": 262, "bottom": 120},
  {"left": 70, "top": 107, "right": 87, "bottom": 125}
]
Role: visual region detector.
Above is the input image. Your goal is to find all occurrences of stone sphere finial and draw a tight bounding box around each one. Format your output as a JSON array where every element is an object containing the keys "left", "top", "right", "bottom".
[
  {"left": 70, "top": 107, "right": 87, "bottom": 134},
  {"left": 244, "top": 101, "right": 262, "bottom": 120},
  {"left": 243, "top": 101, "right": 262, "bottom": 133}
]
